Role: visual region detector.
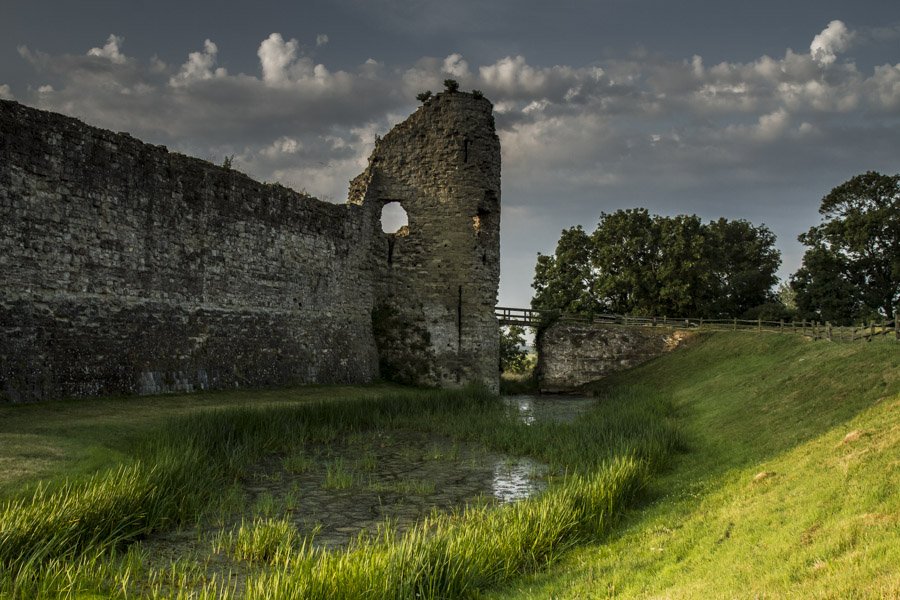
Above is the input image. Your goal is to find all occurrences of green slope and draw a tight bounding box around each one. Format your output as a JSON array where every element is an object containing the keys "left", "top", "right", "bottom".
[{"left": 489, "top": 332, "right": 900, "bottom": 599}]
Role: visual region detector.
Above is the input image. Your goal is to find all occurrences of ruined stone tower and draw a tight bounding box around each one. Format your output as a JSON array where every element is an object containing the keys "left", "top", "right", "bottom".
[{"left": 350, "top": 91, "right": 501, "bottom": 392}]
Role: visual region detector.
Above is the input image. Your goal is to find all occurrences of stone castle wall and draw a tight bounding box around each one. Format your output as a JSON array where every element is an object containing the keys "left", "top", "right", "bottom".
[{"left": 0, "top": 92, "right": 501, "bottom": 402}]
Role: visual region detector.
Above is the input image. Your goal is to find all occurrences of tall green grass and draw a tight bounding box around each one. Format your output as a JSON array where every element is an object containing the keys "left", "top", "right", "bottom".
[
  {"left": 487, "top": 333, "right": 900, "bottom": 599},
  {"left": 0, "top": 384, "right": 681, "bottom": 598},
  {"left": 236, "top": 457, "right": 649, "bottom": 599}
]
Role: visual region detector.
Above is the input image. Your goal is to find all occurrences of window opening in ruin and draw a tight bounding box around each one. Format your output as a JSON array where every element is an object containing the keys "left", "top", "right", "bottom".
[
  {"left": 463, "top": 138, "right": 469, "bottom": 163},
  {"left": 380, "top": 201, "right": 409, "bottom": 234},
  {"left": 473, "top": 206, "right": 490, "bottom": 235}
]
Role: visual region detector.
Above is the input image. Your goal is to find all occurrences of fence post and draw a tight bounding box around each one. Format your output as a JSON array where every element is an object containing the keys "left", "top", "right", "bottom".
[
  {"left": 663, "top": 315, "right": 667, "bottom": 326},
  {"left": 757, "top": 317, "right": 761, "bottom": 332},
  {"left": 699, "top": 317, "right": 704, "bottom": 329},
  {"left": 826, "top": 321, "right": 832, "bottom": 341},
  {"left": 780, "top": 319, "right": 784, "bottom": 333},
  {"left": 895, "top": 310, "right": 899, "bottom": 341},
  {"left": 733, "top": 317, "right": 737, "bottom": 331},
  {"left": 870, "top": 321, "right": 875, "bottom": 340}
]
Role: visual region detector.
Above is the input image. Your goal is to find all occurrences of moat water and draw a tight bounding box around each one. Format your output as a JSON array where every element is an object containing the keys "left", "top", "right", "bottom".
[{"left": 144, "top": 394, "right": 597, "bottom": 558}]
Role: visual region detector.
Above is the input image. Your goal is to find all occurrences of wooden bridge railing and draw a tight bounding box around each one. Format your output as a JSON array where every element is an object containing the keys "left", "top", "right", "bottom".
[{"left": 495, "top": 306, "right": 899, "bottom": 343}]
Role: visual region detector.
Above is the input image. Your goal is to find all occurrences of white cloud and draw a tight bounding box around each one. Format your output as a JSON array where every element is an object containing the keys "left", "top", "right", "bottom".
[
  {"left": 810, "top": 20, "right": 854, "bottom": 66},
  {"left": 867, "top": 63, "right": 900, "bottom": 109},
  {"left": 37, "top": 84, "right": 54, "bottom": 94},
  {"left": 479, "top": 55, "right": 548, "bottom": 94},
  {"left": 169, "top": 39, "right": 226, "bottom": 87},
  {"left": 316, "top": 34, "right": 329, "bottom": 47},
  {"left": 442, "top": 53, "right": 469, "bottom": 78},
  {"left": 754, "top": 108, "right": 790, "bottom": 141},
  {"left": 261, "top": 136, "right": 303, "bottom": 158},
  {"left": 256, "top": 33, "right": 352, "bottom": 91},
  {"left": 258, "top": 33, "right": 300, "bottom": 85},
  {"left": 0, "top": 84, "right": 13, "bottom": 100},
  {"left": 87, "top": 34, "right": 127, "bottom": 64}
]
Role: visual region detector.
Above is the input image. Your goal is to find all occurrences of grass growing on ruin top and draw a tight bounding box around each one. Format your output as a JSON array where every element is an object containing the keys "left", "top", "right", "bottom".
[
  {"left": 0, "top": 379, "right": 681, "bottom": 598},
  {"left": 487, "top": 332, "right": 900, "bottom": 599}
]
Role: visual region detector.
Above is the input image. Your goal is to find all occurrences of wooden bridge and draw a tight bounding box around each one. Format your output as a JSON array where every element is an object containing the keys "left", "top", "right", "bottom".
[{"left": 495, "top": 306, "right": 900, "bottom": 342}]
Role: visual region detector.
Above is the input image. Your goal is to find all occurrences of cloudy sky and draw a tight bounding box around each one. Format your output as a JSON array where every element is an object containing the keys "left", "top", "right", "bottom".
[{"left": 3, "top": 1, "right": 899, "bottom": 307}]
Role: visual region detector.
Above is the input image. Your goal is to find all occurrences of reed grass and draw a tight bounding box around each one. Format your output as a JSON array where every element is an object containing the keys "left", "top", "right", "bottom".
[
  {"left": 212, "top": 517, "right": 300, "bottom": 563},
  {"left": 0, "top": 383, "right": 680, "bottom": 598}
]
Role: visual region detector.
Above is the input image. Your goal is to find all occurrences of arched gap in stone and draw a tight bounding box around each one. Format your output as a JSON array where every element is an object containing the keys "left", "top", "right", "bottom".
[{"left": 380, "top": 201, "right": 409, "bottom": 234}]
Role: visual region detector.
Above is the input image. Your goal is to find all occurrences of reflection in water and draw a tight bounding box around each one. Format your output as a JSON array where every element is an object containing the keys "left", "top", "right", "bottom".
[
  {"left": 503, "top": 394, "right": 596, "bottom": 425},
  {"left": 491, "top": 456, "right": 547, "bottom": 502}
]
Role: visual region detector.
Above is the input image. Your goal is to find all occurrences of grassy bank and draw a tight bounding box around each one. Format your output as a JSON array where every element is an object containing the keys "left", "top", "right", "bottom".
[
  {"left": 0, "top": 381, "right": 680, "bottom": 598},
  {"left": 488, "top": 332, "right": 900, "bottom": 599}
]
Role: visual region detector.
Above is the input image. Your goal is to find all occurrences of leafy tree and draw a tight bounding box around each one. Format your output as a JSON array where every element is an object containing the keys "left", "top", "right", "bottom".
[
  {"left": 706, "top": 218, "right": 781, "bottom": 317},
  {"left": 416, "top": 90, "right": 432, "bottom": 103},
  {"left": 791, "top": 242, "right": 863, "bottom": 324},
  {"left": 499, "top": 325, "right": 529, "bottom": 373},
  {"left": 532, "top": 226, "right": 600, "bottom": 316},
  {"left": 791, "top": 171, "right": 899, "bottom": 323},
  {"left": 443, "top": 79, "right": 460, "bottom": 93},
  {"left": 532, "top": 209, "right": 781, "bottom": 318},
  {"left": 587, "top": 208, "right": 662, "bottom": 314}
]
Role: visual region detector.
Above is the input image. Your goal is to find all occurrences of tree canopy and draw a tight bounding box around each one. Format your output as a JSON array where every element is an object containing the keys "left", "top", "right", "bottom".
[
  {"left": 532, "top": 209, "right": 781, "bottom": 319},
  {"left": 499, "top": 325, "right": 529, "bottom": 373},
  {"left": 791, "top": 171, "right": 900, "bottom": 324}
]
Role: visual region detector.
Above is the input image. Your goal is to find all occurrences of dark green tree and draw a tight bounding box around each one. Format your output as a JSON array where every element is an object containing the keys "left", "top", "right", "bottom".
[
  {"left": 499, "top": 325, "right": 529, "bottom": 373},
  {"left": 706, "top": 218, "right": 781, "bottom": 317},
  {"left": 587, "top": 208, "right": 661, "bottom": 314},
  {"left": 791, "top": 239, "right": 864, "bottom": 324},
  {"left": 791, "top": 171, "right": 900, "bottom": 323},
  {"left": 532, "top": 209, "right": 781, "bottom": 318},
  {"left": 532, "top": 225, "right": 600, "bottom": 315}
]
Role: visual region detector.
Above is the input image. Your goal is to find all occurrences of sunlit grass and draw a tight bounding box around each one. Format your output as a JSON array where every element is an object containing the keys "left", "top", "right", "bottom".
[
  {"left": 212, "top": 517, "right": 301, "bottom": 564},
  {"left": 486, "top": 333, "right": 900, "bottom": 599},
  {"left": 0, "top": 379, "right": 681, "bottom": 598}
]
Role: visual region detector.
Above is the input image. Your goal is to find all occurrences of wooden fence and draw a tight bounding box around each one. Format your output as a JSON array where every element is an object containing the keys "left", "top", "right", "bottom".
[{"left": 496, "top": 306, "right": 900, "bottom": 342}]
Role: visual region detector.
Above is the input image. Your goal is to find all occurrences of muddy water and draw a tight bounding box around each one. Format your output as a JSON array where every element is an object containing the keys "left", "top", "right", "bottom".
[
  {"left": 145, "top": 394, "right": 596, "bottom": 555},
  {"left": 503, "top": 394, "right": 596, "bottom": 425},
  {"left": 231, "top": 430, "right": 546, "bottom": 548}
]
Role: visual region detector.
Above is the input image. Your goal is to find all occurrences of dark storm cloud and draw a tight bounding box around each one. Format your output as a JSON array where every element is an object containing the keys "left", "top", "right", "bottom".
[{"left": 2, "top": 11, "right": 899, "bottom": 306}]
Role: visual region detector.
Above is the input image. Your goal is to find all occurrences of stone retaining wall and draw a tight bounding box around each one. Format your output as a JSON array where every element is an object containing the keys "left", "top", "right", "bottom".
[{"left": 536, "top": 321, "right": 687, "bottom": 391}]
